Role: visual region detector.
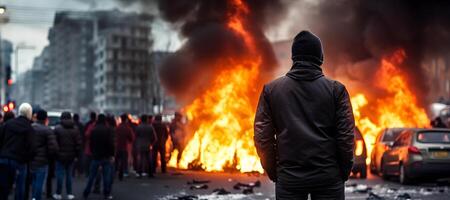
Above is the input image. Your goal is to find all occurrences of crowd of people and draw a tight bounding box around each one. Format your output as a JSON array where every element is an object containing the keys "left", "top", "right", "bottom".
[{"left": 0, "top": 103, "right": 185, "bottom": 200}]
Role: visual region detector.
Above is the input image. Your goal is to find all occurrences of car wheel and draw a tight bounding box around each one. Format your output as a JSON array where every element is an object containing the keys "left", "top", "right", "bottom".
[
  {"left": 360, "top": 165, "right": 367, "bottom": 179},
  {"left": 381, "top": 159, "right": 390, "bottom": 180},
  {"left": 369, "top": 161, "right": 377, "bottom": 175},
  {"left": 399, "top": 163, "right": 412, "bottom": 185}
]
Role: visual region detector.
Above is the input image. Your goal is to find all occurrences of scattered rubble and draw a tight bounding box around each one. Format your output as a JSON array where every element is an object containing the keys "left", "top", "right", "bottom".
[
  {"left": 187, "top": 179, "right": 211, "bottom": 185},
  {"left": 212, "top": 188, "right": 231, "bottom": 195},
  {"left": 367, "top": 192, "right": 385, "bottom": 200},
  {"left": 189, "top": 184, "right": 209, "bottom": 190},
  {"left": 169, "top": 195, "right": 198, "bottom": 200}
]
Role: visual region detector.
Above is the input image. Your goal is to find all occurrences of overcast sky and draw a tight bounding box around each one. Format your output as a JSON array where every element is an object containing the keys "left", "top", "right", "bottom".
[{"left": 0, "top": 0, "right": 182, "bottom": 74}]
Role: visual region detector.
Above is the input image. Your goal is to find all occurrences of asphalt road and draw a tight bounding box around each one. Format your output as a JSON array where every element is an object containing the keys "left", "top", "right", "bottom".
[{"left": 59, "top": 169, "right": 450, "bottom": 200}]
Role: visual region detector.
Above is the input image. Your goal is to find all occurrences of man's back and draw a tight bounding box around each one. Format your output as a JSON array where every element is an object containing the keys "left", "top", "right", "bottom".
[
  {"left": 135, "top": 124, "right": 156, "bottom": 151},
  {"left": 153, "top": 122, "right": 168, "bottom": 146},
  {"left": 116, "top": 123, "right": 134, "bottom": 151},
  {"left": 0, "top": 116, "right": 34, "bottom": 163},
  {"left": 90, "top": 123, "right": 115, "bottom": 160},
  {"left": 254, "top": 31, "right": 355, "bottom": 199},
  {"left": 259, "top": 71, "right": 352, "bottom": 187},
  {"left": 31, "top": 123, "right": 58, "bottom": 169},
  {"left": 55, "top": 119, "right": 81, "bottom": 162}
]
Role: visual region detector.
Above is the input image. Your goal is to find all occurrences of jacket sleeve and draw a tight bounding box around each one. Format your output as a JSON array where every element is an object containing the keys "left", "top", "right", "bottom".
[
  {"left": 109, "top": 128, "right": 116, "bottom": 157},
  {"left": 334, "top": 82, "right": 355, "bottom": 181},
  {"left": 47, "top": 129, "right": 59, "bottom": 157},
  {"left": 254, "top": 85, "right": 277, "bottom": 182},
  {"left": 74, "top": 129, "right": 82, "bottom": 159},
  {"left": 26, "top": 126, "right": 37, "bottom": 162},
  {"left": 151, "top": 126, "right": 158, "bottom": 146}
]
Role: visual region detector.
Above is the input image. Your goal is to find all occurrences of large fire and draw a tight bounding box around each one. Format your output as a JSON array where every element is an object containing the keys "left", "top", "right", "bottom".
[
  {"left": 167, "top": 1, "right": 430, "bottom": 172},
  {"left": 167, "top": 0, "right": 264, "bottom": 173},
  {"left": 350, "top": 49, "right": 429, "bottom": 164}
]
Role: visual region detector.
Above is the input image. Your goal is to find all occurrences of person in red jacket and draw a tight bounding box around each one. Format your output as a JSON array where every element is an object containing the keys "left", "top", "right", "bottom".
[{"left": 115, "top": 114, "right": 134, "bottom": 180}]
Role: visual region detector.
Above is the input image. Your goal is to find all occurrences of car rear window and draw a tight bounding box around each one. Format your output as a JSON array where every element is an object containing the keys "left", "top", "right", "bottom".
[
  {"left": 417, "top": 131, "right": 450, "bottom": 143},
  {"left": 382, "top": 129, "right": 403, "bottom": 142}
]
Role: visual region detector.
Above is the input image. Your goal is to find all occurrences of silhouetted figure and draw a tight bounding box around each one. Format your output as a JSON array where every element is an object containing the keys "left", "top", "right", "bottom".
[
  {"left": 30, "top": 110, "right": 58, "bottom": 200},
  {"left": 83, "top": 114, "right": 115, "bottom": 200},
  {"left": 115, "top": 114, "right": 134, "bottom": 180},
  {"left": 0, "top": 103, "right": 35, "bottom": 200},
  {"left": 254, "top": 31, "right": 355, "bottom": 200},
  {"left": 53, "top": 112, "right": 81, "bottom": 200},
  {"left": 152, "top": 115, "right": 169, "bottom": 173},
  {"left": 134, "top": 115, "right": 157, "bottom": 178}
]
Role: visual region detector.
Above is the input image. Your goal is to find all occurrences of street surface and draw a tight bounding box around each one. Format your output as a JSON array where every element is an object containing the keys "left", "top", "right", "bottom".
[{"left": 61, "top": 169, "right": 450, "bottom": 200}]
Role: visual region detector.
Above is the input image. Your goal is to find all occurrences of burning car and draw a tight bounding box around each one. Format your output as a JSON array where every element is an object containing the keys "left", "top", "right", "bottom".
[
  {"left": 381, "top": 128, "right": 450, "bottom": 184},
  {"left": 370, "top": 128, "right": 410, "bottom": 175}
]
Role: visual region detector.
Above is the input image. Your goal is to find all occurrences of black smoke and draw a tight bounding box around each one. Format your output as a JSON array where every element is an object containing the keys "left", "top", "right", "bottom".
[
  {"left": 115, "top": 0, "right": 285, "bottom": 103},
  {"left": 293, "top": 0, "right": 450, "bottom": 104}
]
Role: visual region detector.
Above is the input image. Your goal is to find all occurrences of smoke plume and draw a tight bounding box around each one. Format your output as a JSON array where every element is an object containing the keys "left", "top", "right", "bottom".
[
  {"left": 286, "top": 0, "right": 450, "bottom": 104},
  {"left": 115, "top": 0, "right": 285, "bottom": 103}
]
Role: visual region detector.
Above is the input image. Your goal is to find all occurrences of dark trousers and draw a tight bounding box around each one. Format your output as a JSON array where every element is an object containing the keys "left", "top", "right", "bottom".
[
  {"left": 276, "top": 181, "right": 344, "bottom": 200},
  {"left": 151, "top": 145, "right": 166, "bottom": 173},
  {"left": 0, "top": 159, "right": 19, "bottom": 200},
  {"left": 46, "top": 160, "right": 55, "bottom": 198},
  {"left": 31, "top": 166, "right": 48, "bottom": 200},
  {"left": 83, "top": 159, "right": 113, "bottom": 198},
  {"left": 115, "top": 150, "right": 128, "bottom": 180},
  {"left": 85, "top": 155, "right": 101, "bottom": 192},
  {"left": 136, "top": 150, "right": 152, "bottom": 176},
  {"left": 55, "top": 161, "right": 74, "bottom": 195}
]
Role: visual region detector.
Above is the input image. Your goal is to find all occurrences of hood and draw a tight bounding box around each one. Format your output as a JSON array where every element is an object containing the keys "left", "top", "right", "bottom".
[
  {"left": 291, "top": 30, "right": 323, "bottom": 66},
  {"left": 286, "top": 61, "right": 324, "bottom": 81},
  {"left": 61, "top": 119, "right": 74, "bottom": 128}
]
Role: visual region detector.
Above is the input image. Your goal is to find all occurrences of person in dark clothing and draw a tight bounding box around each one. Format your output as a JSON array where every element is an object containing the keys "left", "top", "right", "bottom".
[
  {"left": 3, "top": 111, "right": 15, "bottom": 123},
  {"left": 152, "top": 115, "right": 169, "bottom": 173},
  {"left": 0, "top": 103, "right": 35, "bottom": 200},
  {"left": 134, "top": 115, "right": 157, "bottom": 178},
  {"left": 53, "top": 112, "right": 81, "bottom": 200},
  {"left": 169, "top": 112, "right": 184, "bottom": 164},
  {"left": 431, "top": 116, "right": 447, "bottom": 128},
  {"left": 73, "top": 114, "right": 85, "bottom": 177},
  {"left": 254, "top": 31, "right": 355, "bottom": 200},
  {"left": 83, "top": 114, "right": 115, "bottom": 200},
  {"left": 30, "top": 110, "right": 58, "bottom": 200},
  {"left": 115, "top": 114, "right": 134, "bottom": 180}
]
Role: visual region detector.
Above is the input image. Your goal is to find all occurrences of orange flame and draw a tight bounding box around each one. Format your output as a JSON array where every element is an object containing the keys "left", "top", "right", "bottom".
[
  {"left": 168, "top": 0, "right": 264, "bottom": 173},
  {"left": 351, "top": 49, "right": 429, "bottom": 164}
]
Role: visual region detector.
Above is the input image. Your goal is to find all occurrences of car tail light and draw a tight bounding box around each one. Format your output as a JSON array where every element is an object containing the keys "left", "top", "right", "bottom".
[
  {"left": 408, "top": 146, "right": 421, "bottom": 154},
  {"left": 355, "top": 140, "right": 364, "bottom": 156}
]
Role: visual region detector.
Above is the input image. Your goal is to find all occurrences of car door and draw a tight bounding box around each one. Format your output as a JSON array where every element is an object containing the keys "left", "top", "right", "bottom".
[{"left": 384, "top": 132, "right": 407, "bottom": 175}]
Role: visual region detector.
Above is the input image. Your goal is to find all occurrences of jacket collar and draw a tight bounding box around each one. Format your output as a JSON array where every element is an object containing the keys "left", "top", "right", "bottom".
[{"left": 286, "top": 61, "right": 324, "bottom": 81}]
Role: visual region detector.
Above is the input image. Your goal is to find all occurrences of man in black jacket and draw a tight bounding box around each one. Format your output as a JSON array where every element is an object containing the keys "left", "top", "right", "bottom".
[
  {"left": 0, "top": 103, "right": 35, "bottom": 200},
  {"left": 134, "top": 115, "right": 157, "bottom": 178},
  {"left": 83, "top": 114, "right": 115, "bottom": 200},
  {"left": 53, "top": 112, "right": 81, "bottom": 200},
  {"left": 30, "top": 110, "right": 58, "bottom": 200},
  {"left": 254, "top": 31, "right": 355, "bottom": 200},
  {"left": 152, "top": 114, "right": 169, "bottom": 174}
]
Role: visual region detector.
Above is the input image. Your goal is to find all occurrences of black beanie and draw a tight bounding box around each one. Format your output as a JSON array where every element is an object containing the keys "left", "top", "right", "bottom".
[{"left": 291, "top": 31, "right": 324, "bottom": 65}]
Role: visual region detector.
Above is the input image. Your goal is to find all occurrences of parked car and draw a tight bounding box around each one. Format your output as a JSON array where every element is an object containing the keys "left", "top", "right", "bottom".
[
  {"left": 352, "top": 127, "right": 367, "bottom": 178},
  {"left": 370, "top": 128, "right": 409, "bottom": 175},
  {"left": 47, "top": 111, "right": 62, "bottom": 129},
  {"left": 381, "top": 128, "right": 450, "bottom": 184}
]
